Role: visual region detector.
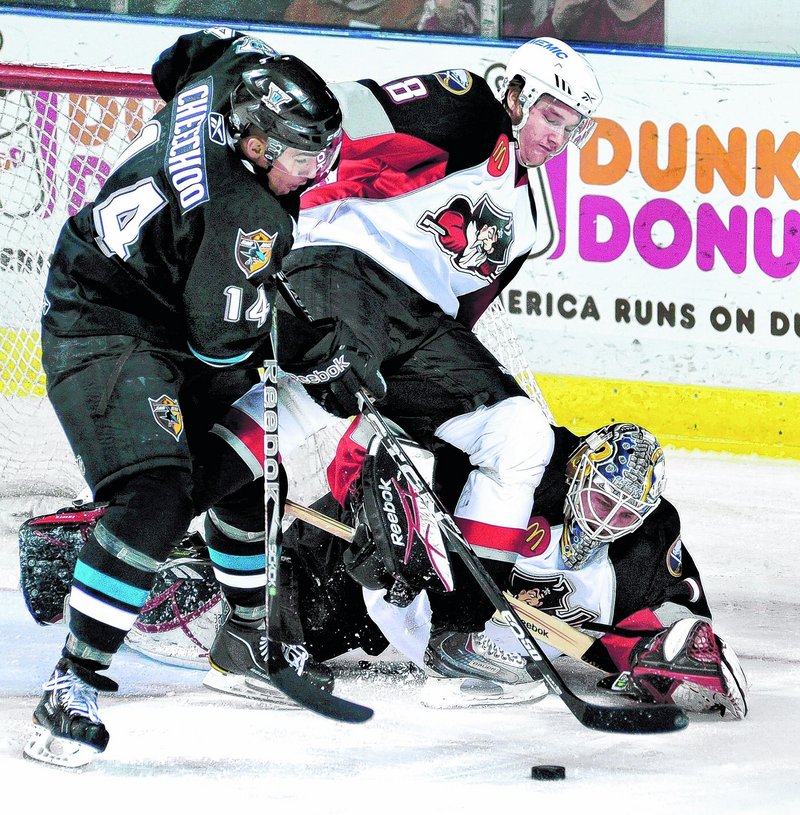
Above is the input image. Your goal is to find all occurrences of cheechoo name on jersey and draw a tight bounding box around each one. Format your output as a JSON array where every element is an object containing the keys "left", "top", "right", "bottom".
[
  {"left": 511, "top": 520, "right": 615, "bottom": 632},
  {"left": 165, "top": 79, "right": 212, "bottom": 212}
]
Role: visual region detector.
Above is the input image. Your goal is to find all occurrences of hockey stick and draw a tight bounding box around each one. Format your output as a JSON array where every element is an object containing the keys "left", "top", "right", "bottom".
[
  {"left": 275, "top": 274, "right": 687, "bottom": 733},
  {"left": 262, "top": 316, "right": 373, "bottom": 723}
]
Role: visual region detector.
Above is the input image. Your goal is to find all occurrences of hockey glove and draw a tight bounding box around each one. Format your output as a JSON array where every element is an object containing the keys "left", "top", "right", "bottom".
[
  {"left": 601, "top": 617, "right": 749, "bottom": 719},
  {"left": 282, "top": 319, "right": 386, "bottom": 418}
]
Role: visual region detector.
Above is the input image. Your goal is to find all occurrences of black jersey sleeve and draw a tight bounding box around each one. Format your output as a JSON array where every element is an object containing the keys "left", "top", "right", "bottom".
[
  {"left": 356, "top": 72, "right": 513, "bottom": 173},
  {"left": 609, "top": 499, "right": 712, "bottom": 624}
]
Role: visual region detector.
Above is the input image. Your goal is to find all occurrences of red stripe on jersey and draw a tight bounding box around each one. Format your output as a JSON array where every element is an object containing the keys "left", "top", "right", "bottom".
[
  {"left": 454, "top": 516, "right": 531, "bottom": 556},
  {"left": 302, "top": 131, "right": 449, "bottom": 208},
  {"left": 221, "top": 406, "right": 284, "bottom": 468}
]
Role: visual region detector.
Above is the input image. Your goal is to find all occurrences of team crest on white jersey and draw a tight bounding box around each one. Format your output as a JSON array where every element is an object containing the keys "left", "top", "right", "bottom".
[
  {"left": 418, "top": 193, "right": 514, "bottom": 281},
  {"left": 235, "top": 228, "right": 277, "bottom": 277},
  {"left": 148, "top": 395, "right": 184, "bottom": 441},
  {"left": 434, "top": 70, "right": 473, "bottom": 95},
  {"left": 508, "top": 567, "right": 598, "bottom": 627}
]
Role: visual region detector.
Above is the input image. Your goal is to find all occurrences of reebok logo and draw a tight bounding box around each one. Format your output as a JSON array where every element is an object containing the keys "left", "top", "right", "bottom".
[
  {"left": 295, "top": 355, "right": 350, "bottom": 385},
  {"left": 379, "top": 477, "right": 406, "bottom": 548}
]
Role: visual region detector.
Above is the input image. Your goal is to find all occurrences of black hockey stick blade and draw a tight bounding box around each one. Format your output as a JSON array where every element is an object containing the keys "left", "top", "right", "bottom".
[
  {"left": 268, "top": 656, "right": 374, "bottom": 723},
  {"left": 577, "top": 699, "right": 688, "bottom": 734}
]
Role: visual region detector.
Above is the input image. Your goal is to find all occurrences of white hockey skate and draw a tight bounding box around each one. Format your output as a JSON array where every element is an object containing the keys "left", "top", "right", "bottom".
[{"left": 420, "top": 630, "right": 548, "bottom": 708}]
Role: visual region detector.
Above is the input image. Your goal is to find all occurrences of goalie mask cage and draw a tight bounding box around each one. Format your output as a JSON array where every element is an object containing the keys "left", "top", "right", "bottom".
[{"left": 0, "top": 61, "right": 552, "bottom": 515}]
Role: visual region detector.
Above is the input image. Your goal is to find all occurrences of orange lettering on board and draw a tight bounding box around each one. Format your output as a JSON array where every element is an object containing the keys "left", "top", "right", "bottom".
[
  {"left": 755, "top": 130, "right": 800, "bottom": 200},
  {"left": 695, "top": 125, "right": 747, "bottom": 197},
  {"left": 68, "top": 95, "right": 120, "bottom": 148},
  {"left": 638, "top": 121, "right": 687, "bottom": 192},
  {"left": 579, "top": 117, "right": 630, "bottom": 185}
]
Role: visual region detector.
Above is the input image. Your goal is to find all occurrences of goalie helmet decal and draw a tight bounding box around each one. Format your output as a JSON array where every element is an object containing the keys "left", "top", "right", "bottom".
[{"left": 562, "top": 423, "right": 666, "bottom": 569}]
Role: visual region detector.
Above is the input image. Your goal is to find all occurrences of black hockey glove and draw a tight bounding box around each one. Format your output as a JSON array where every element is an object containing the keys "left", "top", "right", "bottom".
[{"left": 282, "top": 319, "right": 386, "bottom": 418}]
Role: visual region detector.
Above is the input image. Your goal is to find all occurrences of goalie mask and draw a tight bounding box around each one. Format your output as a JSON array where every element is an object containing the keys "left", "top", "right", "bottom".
[
  {"left": 561, "top": 423, "right": 666, "bottom": 570},
  {"left": 228, "top": 56, "right": 343, "bottom": 184},
  {"left": 497, "top": 37, "right": 602, "bottom": 164}
]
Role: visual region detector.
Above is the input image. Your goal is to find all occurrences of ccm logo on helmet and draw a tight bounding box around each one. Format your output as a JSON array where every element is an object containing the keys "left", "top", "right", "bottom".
[
  {"left": 530, "top": 38, "right": 570, "bottom": 59},
  {"left": 294, "top": 355, "right": 350, "bottom": 385},
  {"left": 379, "top": 477, "right": 406, "bottom": 548}
]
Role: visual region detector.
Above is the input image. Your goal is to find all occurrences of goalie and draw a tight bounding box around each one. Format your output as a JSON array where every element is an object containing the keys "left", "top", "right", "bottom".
[{"left": 321, "top": 417, "right": 749, "bottom": 718}]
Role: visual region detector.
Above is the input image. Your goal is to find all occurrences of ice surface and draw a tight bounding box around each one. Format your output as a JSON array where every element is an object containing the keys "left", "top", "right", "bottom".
[{"left": 1, "top": 449, "right": 798, "bottom": 813}]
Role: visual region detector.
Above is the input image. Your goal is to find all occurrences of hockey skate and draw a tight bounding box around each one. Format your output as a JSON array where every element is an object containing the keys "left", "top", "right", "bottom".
[
  {"left": 24, "top": 657, "right": 118, "bottom": 768},
  {"left": 204, "top": 617, "right": 334, "bottom": 703},
  {"left": 420, "top": 630, "right": 548, "bottom": 708}
]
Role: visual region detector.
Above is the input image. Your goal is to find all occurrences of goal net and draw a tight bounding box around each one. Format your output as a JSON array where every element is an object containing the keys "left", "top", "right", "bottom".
[
  {"left": 0, "top": 62, "right": 552, "bottom": 542},
  {"left": 0, "top": 65, "right": 162, "bottom": 538}
]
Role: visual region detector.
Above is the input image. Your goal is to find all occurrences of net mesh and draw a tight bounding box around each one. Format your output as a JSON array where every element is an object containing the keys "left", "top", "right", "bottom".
[
  {"left": 0, "top": 68, "right": 163, "bottom": 512},
  {"left": 0, "top": 63, "right": 551, "bottom": 521}
]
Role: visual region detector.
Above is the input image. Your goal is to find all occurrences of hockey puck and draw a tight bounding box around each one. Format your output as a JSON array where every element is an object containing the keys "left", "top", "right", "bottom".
[{"left": 531, "top": 765, "right": 566, "bottom": 780}]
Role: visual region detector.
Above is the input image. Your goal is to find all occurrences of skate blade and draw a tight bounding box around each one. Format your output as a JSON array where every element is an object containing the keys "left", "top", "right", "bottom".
[
  {"left": 419, "top": 676, "right": 549, "bottom": 709},
  {"left": 23, "top": 724, "right": 102, "bottom": 769},
  {"left": 202, "top": 667, "right": 299, "bottom": 707}
]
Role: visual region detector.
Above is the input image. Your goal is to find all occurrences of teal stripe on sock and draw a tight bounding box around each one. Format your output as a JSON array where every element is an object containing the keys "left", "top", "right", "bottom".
[
  {"left": 207, "top": 549, "right": 265, "bottom": 571},
  {"left": 73, "top": 561, "right": 150, "bottom": 608}
]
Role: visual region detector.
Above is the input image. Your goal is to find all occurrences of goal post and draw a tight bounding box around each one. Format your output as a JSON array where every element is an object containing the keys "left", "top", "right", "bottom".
[{"left": 0, "top": 60, "right": 552, "bottom": 520}]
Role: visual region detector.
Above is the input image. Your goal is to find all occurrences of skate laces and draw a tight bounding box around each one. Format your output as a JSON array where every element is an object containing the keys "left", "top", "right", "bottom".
[
  {"left": 472, "top": 632, "right": 525, "bottom": 667},
  {"left": 281, "top": 643, "right": 310, "bottom": 676},
  {"left": 44, "top": 671, "right": 102, "bottom": 725},
  {"left": 256, "top": 635, "right": 310, "bottom": 677}
]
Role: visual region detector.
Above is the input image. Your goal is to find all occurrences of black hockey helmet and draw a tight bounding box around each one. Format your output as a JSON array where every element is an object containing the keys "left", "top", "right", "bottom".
[{"left": 228, "top": 55, "right": 342, "bottom": 180}]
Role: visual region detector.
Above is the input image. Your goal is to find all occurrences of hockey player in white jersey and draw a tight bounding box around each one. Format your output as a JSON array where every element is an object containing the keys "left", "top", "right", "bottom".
[{"left": 210, "top": 37, "right": 603, "bottom": 592}]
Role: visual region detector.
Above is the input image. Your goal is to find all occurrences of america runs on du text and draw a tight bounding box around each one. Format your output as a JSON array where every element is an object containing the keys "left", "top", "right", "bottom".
[{"left": 504, "top": 289, "right": 800, "bottom": 339}]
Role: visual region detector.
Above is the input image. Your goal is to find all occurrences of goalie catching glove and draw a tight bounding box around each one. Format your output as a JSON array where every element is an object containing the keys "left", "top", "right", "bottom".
[
  {"left": 281, "top": 318, "right": 386, "bottom": 418},
  {"left": 600, "top": 617, "right": 749, "bottom": 719}
]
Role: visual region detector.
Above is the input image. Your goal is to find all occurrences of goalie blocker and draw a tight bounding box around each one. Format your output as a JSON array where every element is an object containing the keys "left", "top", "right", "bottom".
[{"left": 341, "top": 423, "right": 455, "bottom": 607}]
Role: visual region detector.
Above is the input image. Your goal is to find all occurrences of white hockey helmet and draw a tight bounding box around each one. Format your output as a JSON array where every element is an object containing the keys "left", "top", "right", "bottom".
[
  {"left": 498, "top": 37, "right": 602, "bottom": 153},
  {"left": 561, "top": 423, "right": 666, "bottom": 569}
]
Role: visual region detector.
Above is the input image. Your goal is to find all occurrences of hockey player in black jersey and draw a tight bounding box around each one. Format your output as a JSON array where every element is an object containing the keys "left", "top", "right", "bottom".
[
  {"left": 24, "top": 28, "right": 386, "bottom": 768},
  {"left": 209, "top": 36, "right": 604, "bottom": 610}
]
